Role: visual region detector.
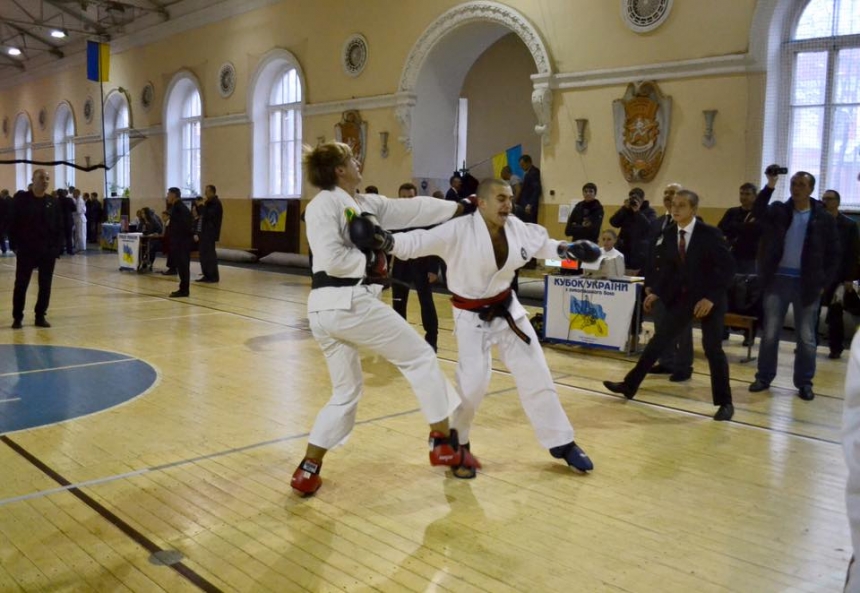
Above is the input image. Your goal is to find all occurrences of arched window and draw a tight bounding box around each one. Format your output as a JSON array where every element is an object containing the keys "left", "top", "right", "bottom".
[
  {"left": 53, "top": 103, "right": 76, "bottom": 190},
  {"left": 164, "top": 73, "right": 202, "bottom": 197},
  {"left": 13, "top": 114, "right": 32, "bottom": 192},
  {"left": 784, "top": 0, "right": 860, "bottom": 205},
  {"left": 105, "top": 92, "right": 131, "bottom": 196},
  {"left": 249, "top": 50, "right": 304, "bottom": 198}
]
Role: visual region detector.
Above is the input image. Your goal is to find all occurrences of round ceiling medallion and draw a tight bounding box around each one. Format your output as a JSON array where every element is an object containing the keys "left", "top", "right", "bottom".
[
  {"left": 342, "top": 34, "right": 368, "bottom": 77},
  {"left": 83, "top": 97, "right": 94, "bottom": 123},
  {"left": 621, "top": 0, "right": 673, "bottom": 33},
  {"left": 218, "top": 62, "right": 236, "bottom": 98},
  {"left": 141, "top": 82, "right": 154, "bottom": 111}
]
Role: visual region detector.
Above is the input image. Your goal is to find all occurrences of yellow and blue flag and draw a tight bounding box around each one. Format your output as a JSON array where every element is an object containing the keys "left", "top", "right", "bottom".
[
  {"left": 491, "top": 144, "right": 524, "bottom": 179},
  {"left": 86, "top": 41, "right": 110, "bottom": 82}
]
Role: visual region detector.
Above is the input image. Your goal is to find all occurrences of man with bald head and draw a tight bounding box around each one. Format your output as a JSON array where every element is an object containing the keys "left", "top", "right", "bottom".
[{"left": 9, "top": 169, "right": 64, "bottom": 328}]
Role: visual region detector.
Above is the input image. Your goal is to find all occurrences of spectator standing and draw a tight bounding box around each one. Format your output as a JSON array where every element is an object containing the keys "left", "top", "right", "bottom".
[
  {"left": 717, "top": 183, "right": 762, "bottom": 275},
  {"left": 517, "top": 154, "right": 541, "bottom": 223},
  {"left": 165, "top": 187, "right": 194, "bottom": 297},
  {"left": 610, "top": 187, "right": 656, "bottom": 273},
  {"left": 565, "top": 182, "right": 604, "bottom": 243},
  {"left": 821, "top": 189, "right": 860, "bottom": 359},
  {"left": 197, "top": 184, "right": 223, "bottom": 283}
]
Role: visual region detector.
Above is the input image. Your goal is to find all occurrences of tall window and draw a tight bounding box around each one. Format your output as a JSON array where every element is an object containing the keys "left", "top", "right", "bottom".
[
  {"left": 268, "top": 68, "right": 302, "bottom": 197},
  {"left": 785, "top": 0, "right": 860, "bottom": 205},
  {"left": 181, "top": 91, "right": 202, "bottom": 196},
  {"left": 105, "top": 91, "right": 131, "bottom": 196},
  {"left": 13, "top": 114, "right": 32, "bottom": 192},
  {"left": 53, "top": 104, "right": 76, "bottom": 189},
  {"left": 250, "top": 49, "right": 305, "bottom": 198},
  {"left": 165, "top": 73, "right": 203, "bottom": 197}
]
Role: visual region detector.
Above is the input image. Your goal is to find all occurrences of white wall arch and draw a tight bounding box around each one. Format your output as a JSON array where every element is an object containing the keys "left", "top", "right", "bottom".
[
  {"left": 164, "top": 70, "right": 204, "bottom": 196},
  {"left": 104, "top": 89, "right": 132, "bottom": 195},
  {"left": 13, "top": 112, "right": 33, "bottom": 191},
  {"left": 53, "top": 101, "right": 76, "bottom": 189},
  {"left": 248, "top": 48, "right": 306, "bottom": 198},
  {"left": 395, "top": 1, "right": 553, "bottom": 180}
]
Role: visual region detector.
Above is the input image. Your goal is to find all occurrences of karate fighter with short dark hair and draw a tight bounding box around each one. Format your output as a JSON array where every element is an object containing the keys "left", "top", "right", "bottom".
[{"left": 354, "top": 178, "right": 596, "bottom": 478}]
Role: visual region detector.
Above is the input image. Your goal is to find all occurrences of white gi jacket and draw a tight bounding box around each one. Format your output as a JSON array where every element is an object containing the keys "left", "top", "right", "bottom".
[
  {"left": 391, "top": 213, "right": 562, "bottom": 321},
  {"left": 305, "top": 187, "right": 457, "bottom": 313},
  {"left": 844, "top": 331, "right": 860, "bottom": 591}
]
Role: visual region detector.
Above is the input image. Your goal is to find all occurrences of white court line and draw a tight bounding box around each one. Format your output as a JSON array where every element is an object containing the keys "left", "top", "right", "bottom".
[
  {"left": 0, "top": 398, "right": 21, "bottom": 404},
  {"left": 0, "top": 358, "right": 135, "bottom": 378}
]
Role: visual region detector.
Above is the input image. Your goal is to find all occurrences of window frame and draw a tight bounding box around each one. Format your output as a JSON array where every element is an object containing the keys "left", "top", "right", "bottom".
[
  {"left": 53, "top": 103, "right": 76, "bottom": 190},
  {"left": 13, "top": 114, "right": 32, "bottom": 192}
]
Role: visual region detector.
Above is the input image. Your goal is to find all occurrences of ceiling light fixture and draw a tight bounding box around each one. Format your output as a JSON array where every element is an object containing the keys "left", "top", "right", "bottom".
[
  {"left": 8, "top": 47, "right": 22, "bottom": 56},
  {"left": 50, "top": 29, "right": 68, "bottom": 39}
]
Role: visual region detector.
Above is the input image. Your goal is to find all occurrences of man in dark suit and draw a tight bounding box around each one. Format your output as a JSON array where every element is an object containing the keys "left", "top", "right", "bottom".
[
  {"left": 517, "top": 154, "right": 541, "bottom": 223},
  {"left": 644, "top": 182, "right": 693, "bottom": 380},
  {"left": 445, "top": 176, "right": 462, "bottom": 201},
  {"left": 197, "top": 184, "right": 224, "bottom": 283},
  {"left": 821, "top": 189, "right": 860, "bottom": 359},
  {"left": 165, "top": 187, "right": 194, "bottom": 298},
  {"left": 717, "top": 182, "right": 761, "bottom": 275},
  {"left": 604, "top": 189, "right": 737, "bottom": 421}
]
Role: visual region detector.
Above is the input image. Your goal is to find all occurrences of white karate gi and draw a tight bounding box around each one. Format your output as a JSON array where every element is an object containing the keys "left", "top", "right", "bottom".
[
  {"left": 843, "top": 331, "right": 860, "bottom": 592},
  {"left": 392, "top": 213, "right": 576, "bottom": 449},
  {"left": 304, "top": 186, "right": 460, "bottom": 450},
  {"left": 74, "top": 196, "right": 87, "bottom": 251}
]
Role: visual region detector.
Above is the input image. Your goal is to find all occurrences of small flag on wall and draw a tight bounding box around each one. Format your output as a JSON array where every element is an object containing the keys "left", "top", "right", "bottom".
[
  {"left": 491, "top": 144, "right": 524, "bottom": 178},
  {"left": 86, "top": 41, "right": 110, "bottom": 82}
]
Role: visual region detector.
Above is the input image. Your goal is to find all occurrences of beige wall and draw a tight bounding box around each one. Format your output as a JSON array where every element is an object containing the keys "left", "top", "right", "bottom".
[
  {"left": 462, "top": 33, "right": 539, "bottom": 180},
  {"left": 0, "top": 0, "right": 766, "bottom": 251}
]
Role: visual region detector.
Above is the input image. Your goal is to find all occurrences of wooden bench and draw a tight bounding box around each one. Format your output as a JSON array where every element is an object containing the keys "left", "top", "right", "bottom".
[{"left": 724, "top": 313, "right": 758, "bottom": 362}]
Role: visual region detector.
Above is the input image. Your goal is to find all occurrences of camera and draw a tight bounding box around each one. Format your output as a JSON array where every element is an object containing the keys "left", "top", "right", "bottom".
[{"left": 765, "top": 164, "right": 789, "bottom": 176}]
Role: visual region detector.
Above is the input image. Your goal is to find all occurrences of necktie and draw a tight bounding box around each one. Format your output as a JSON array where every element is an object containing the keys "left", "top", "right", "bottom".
[{"left": 679, "top": 229, "right": 687, "bottom": 263}]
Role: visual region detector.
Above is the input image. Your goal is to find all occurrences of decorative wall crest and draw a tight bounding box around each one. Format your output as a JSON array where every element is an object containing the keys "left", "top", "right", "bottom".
[
  {"left": 612, "top": 80, "right": 671, "bottom": 182},
  {"left": 218, "top": 62, "right": 236, "bottom": 98},
  {"left": 334, "top": 110, "right": 367, "bottom": 169},
  {"left": 531, "top": 86, "right": 553, "bottom": 145},
  {"left": 396, "top": 1, "right": 553, "bottom": 151},
  {"left": 141, "top": 82, "right": 154, "bottom": 111},
  {"left": 38, "top": 108, "right": 47, "bottom": 130},
  {"left": 342, "top": 34, "right": 368, "bottom": 77},
  {"left": 83, "top": 97, "right": 94, "bottom": 123},
  {"left": 1, "top": 116, "right": 7, "bottom": 137}
]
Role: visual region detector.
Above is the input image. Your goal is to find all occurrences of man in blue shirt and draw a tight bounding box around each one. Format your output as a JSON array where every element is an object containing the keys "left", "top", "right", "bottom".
[{"left": 749, "top": 167, "right": 839, "bottom": 401}]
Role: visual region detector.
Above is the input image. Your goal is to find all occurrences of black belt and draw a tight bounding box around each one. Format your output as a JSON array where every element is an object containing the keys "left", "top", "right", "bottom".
[{"left": 311, "top": 272, "right": 363, "bottom": 289}]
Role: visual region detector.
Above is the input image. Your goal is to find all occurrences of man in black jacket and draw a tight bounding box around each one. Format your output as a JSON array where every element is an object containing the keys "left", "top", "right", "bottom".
[
  {"left": 609, "top": 187, "right": 656, "bottom": 273},
  {"left": 821, "top": 189, "right": 859, "bottom": 359},
  {"left": 197, "top": 184, "right": 224, "bottom": 283},
  {"left": 604, "top": 189, "right": 736, "bottom": 420},
  {"left": 717, "top": 183, "right": 762, "bottom": 275},
  {"left": 749, "top": 168, "right": 839, "bottom": 401},
  {"left": 166, "top": 187, "right": 194, "bottom": 297},
  {"left": 9, "top": 169, "right": 64, "bottom": 328},
  {"left": 565, "top": 182, "right": 603, "bottom": 243},
  {"left": 517, "top": 154, "right": 541, "bottom": 223}
]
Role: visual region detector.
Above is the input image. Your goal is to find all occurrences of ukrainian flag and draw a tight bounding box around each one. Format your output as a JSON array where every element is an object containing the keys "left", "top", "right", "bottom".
[
  {"left": 491, "top": 144, "right": 524, "bottom": 178},
  {"left": 86, "top": 41, "right": 110, "bottom": 82}
]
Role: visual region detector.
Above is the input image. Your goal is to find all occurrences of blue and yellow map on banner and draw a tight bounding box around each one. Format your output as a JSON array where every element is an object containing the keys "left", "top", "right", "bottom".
[
  {"left": 568, "top": 295, "right": 609, "bottom": 337},
  {"left": 260, "top": 200, "right": 287, "bottom": 232}
]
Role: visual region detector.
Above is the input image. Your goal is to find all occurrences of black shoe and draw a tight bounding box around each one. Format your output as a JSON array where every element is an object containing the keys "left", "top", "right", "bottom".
[
  {"left": 669, "top": 372, "right": 692, "bottom": 382},
  {"left": 11, "top": 319, "right": 22, "bottom": 329},
  {"left": 798, "top": 385, "right": 815, "bottom": 401},
  {"left": 550, "top": 441, "right": 594, "bottom": 473},
  {"left": 34, "top": 317, "right": 51, "bottom": 328},
  {"left": 748, "top": 380, "right": 770, "bottom": 392},
  {"left": 828, "top": 351, "right": 842, "bottom": 360},
  {"left": 648, "top": 364, "right": 673, "bottom": 375},
  {"left": 603, "top": 380, "right": 636, "bottom": 399},
  {"left": 169, "top": 291, "right": 189, "bottom": 298},
  {"left": 162, "top": 269, "right": 178, "bottom": 276},
  {"left": 713, "top": 404, "right": 734, "bottom": 421}
]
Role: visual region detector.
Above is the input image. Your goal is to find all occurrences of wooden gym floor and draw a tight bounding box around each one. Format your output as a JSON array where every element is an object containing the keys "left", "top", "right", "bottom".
[{"left": 0, "top": 252, "right": 852, "bottom": 592}]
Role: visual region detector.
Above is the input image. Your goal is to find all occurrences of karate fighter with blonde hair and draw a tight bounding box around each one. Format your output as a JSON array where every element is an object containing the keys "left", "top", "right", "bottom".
[
  {"left": 352, "top": 178, "right": 597, "bottom": 478},
  {"left": 291, "top": 142, "right": 479, "bottom": 496}
]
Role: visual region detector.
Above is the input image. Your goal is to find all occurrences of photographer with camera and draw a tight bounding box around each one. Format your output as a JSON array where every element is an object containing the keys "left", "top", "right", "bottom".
[
  {"left": 748, "top": 165, "right": 839, "bottom": 401},
  {"left": 609, "top": 187, "right": 656, "bottom": 273}
]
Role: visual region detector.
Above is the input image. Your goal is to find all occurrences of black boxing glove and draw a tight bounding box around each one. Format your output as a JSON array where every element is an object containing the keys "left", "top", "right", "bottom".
[
  {"left": 348, "top": 212, "right": 395, "bottom": 253},
  {"left": 558, "top": 240, "right": 601, "bottom": 263},
  {"left": 459, "top": 195, "right": 478, "bottom": 216}
]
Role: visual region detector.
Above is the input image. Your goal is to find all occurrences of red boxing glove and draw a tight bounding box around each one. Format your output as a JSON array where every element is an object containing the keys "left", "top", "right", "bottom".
[{"left": 459, "top": 195, "right": 478, "bottom": 216}]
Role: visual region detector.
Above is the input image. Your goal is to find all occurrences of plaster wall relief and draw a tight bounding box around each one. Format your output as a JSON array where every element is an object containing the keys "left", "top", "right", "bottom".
[{"left": 612, "top": 80, "right": 671, "bottom": 182}]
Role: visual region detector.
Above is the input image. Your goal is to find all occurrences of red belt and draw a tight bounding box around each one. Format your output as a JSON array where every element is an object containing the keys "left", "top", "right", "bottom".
[{"left": 451, "top": 289, "right": 531, "bottom": 344}]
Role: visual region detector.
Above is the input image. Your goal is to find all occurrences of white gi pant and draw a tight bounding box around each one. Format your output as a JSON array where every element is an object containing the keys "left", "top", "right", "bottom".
[
  {"left": 307, "top": 287, "right": 459, "bottom": 450},
  {"left": 452, "top": 309, "right": 575, "bottom": 449},
  {"left": 843, "top": 331, "right": 860, "bottom": 592},
  {"left": 74, "top": 215, "right": 86, "bottom": 251}
]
